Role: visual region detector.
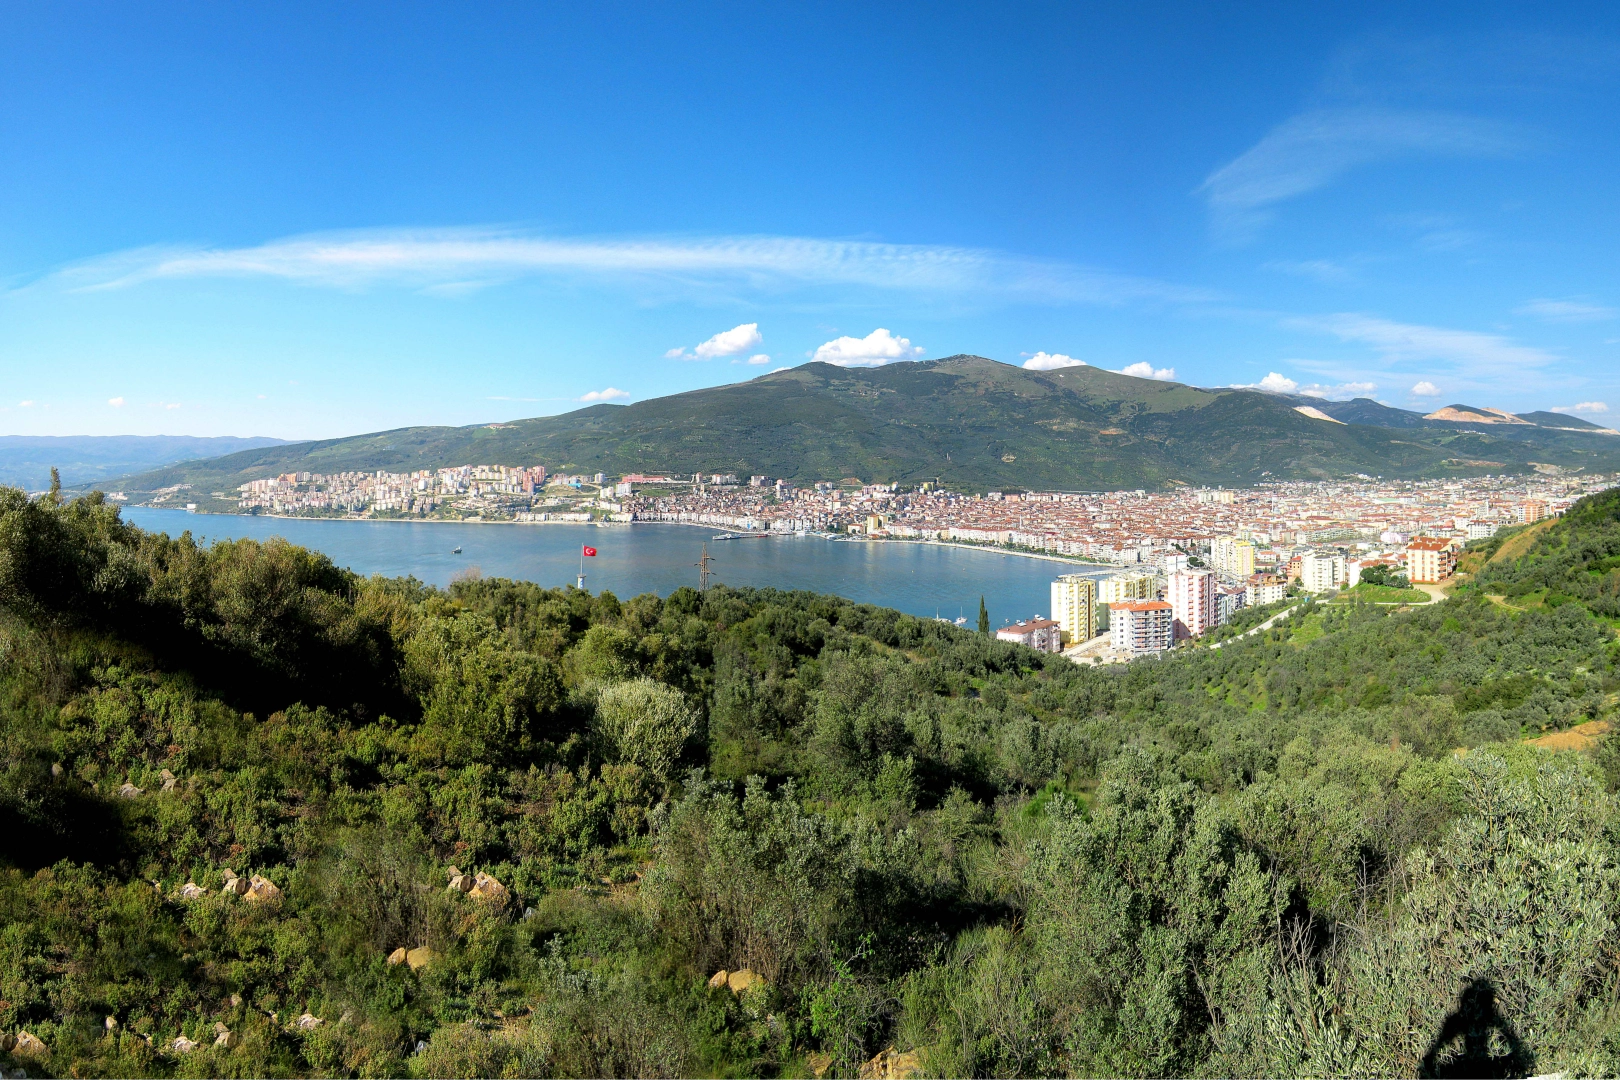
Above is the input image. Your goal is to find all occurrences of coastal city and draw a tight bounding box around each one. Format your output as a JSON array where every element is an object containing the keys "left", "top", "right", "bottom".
[{"left": 130, "top": 462, "right": 1614, "bottom": 663}]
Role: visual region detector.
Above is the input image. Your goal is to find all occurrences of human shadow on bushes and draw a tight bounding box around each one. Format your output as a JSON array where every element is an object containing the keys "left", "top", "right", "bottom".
[
  {"left": 0, "top": 766, "right": 131, "bottom": 871},
  {"left": 1419, "top": 978, "right": 1533, "bottom": 1079}
]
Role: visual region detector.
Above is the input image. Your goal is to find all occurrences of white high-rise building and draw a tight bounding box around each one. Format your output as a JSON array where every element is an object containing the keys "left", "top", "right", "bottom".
[
  {"left": 1050, "top": 575, "right": 1100, "bottom": 644},
  {"left": 1299, "top": 552, "right": 1348, "bottom": 593},
  {"left": 1167, "top": 569, "right": 1216, "bottom": 640},
  {"left": 1109, "top": 601, "right": 1174, "bottom": 655}
]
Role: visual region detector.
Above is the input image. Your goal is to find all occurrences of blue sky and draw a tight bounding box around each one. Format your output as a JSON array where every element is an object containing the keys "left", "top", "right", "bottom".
[{"left": 3, "top": 2, "right": 1619, "bottom": 438}]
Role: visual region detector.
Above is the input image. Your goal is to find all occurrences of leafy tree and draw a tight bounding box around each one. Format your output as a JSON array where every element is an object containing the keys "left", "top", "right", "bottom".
[{"left": 593, "top": 678, "right": 697, "bottom": 781}]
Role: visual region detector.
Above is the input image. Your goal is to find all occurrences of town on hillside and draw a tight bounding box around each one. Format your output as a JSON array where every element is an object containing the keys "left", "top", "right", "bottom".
[{"left": 126, "top": 463, "right": 1608, "bottom": 661}]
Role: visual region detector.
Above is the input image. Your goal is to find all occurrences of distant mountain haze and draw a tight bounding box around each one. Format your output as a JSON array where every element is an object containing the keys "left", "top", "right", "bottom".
[
  {"left": 81, "top": 358, "right": 1620, "bottom": 504},
  {"left": 0, "top": 435, "right": 291, "bottom": 490}
]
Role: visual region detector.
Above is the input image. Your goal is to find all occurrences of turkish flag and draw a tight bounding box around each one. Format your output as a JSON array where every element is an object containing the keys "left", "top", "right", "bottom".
[{"left": 582, "top": 545, "right": 597, "bottom": 557}]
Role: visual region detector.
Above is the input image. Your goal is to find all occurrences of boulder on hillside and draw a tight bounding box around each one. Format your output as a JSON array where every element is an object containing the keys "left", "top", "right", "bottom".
[
  {"left": 447, "top": 873, "right": 473, "bottom": 893},
  {"left": 405, "top": 946, "right": 436, "bottom": 971},
  {"left": 179, "top": 882, "right": 208, "bottom": 900},
  {"left": 386, "top": 946, "right": 408, "bottom": 966},
  {"left": 243, "top": 875, "right": 281, "bottom": 903},
  {"left": 214, "top": 1027, "right": 239, "bottom": 1049},
  {"left": 14, "top": 1031, "right": 47, "bottom": 1056},
  {"left": 104, "top": 1015, "right": 119, "bottom": 1034},
  {"left": 117, "top": 782, "right": 143, "bottom": 798},
  {"left": 295, "top": 1013, "right": 323, "bottom": 1031},
  {"left": 171, "top": 1035, "right": 198, "bottom": 1054},
  {"left": 727, "top": 968, "right": 767, "bottom": 995},
  {"left": 221, "top": 869, "right": 250, "bottom": 896},
  {"left": 859, "top": 1046, "right": 923, "bottom": 1079},
  {"left": 469, "top": 872, "right": 508, "bottom": 902},
  {"left": 707, "top": 969, "right": 730, "bottom": 990}
]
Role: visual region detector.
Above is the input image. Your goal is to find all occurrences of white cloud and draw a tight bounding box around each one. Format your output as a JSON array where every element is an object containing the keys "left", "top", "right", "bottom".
[
  {"left": 1518, "top": 298, "right": 1617, "bottom": 323},
  {"left": 1290, "top": 313, "right": 1556, "bottom": 375},
  {"left": 744, "top": 354, "right": 771, "bottom": 365},
  {"left": 579, "top": 387, "right": 630, "bottom": 402},
  {"left": 1411, "top": 381, "right": 1441, "bottom": 397},
  {"left": 811, "top": 328, "right": 924, "bottom": 368},
  {"left": 1552, "top": 401, "right": 1609, "bottom": 414},
  {"left": 1200, "top": 108, "right": 1515, "bottom": 237},
  {"left": 19, "top": 400, "right": 35, "bottom": 407},
  {"left": 1238, "top": 372, "right": 1379, "bottom": 399},
  {"left": 663, "top": 347, "right": 686, "bottom": 359},
  {"left": 1115, "top": 362, "right": 1176, "bottom": 381},
  {"left": 688, "top": 322, "right": 763, "bottom": 359},
  {"left": 1300, "top": 380, "right": 1377, "bottom": 399},
  {"left": 1022, "top": 352, "right": 1085, "bottom": 371},
  {"left": 108, "top": 396, "right": 125, "bottom": 407},
  {"left": 47, "top": 227, "right": 1215, "bottom": 308},
  {"left": 1253, "top": 372, "right": 1299, "bottom": 393}
]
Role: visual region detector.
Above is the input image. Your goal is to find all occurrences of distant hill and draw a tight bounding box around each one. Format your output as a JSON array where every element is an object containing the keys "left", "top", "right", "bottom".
[
  {"left": 1515, "top": 411, "right": 1614, "bottom": 431},
  {"left": 0, "top": 435, "right": 290, "bottom": 490},
  {"left": 83, "top": 357, "right": 1620, "bottom": 506},
  {"left": 1282, "top": 397, "right": 1617, "bottom": 433}
]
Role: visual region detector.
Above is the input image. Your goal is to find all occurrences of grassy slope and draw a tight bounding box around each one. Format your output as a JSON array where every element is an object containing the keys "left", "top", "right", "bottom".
[
  {"left": 1334, "top": 583, "right": 1432, "bottom": 603},
  {"left": 84, "top": 357, "right": 1620, "bottom": 506}
]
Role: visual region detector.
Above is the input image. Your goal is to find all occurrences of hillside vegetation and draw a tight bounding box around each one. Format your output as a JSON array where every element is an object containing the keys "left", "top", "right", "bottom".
[
  {"left": 96, "top": 358, "right": 1620, "bottom": 505},
  {"left": 4, "top": 485, "right": 1620, "bottom": 1077}
]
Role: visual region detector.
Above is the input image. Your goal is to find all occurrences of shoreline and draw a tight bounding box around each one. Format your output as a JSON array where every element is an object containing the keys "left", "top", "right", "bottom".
[{"left": 131, "top": 508, "right": 1120, "bottom": 571}]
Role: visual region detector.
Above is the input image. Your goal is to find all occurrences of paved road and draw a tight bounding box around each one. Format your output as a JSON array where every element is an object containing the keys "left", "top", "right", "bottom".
[{"left": 1209, "top": 602, "right": 1303, "bottom": 650}]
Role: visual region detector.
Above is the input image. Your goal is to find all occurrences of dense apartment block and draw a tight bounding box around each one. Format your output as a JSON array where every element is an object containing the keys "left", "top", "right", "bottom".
[
  {"left": 1050, "top": 575, "right": 1100, "bottom": 643},
  {"left": 1405, "top": 537, "right": 1459, "bottom": 583},
  {"left": 1167, "top": 568, "right": 1216, "bottom": 640},
  {"left": 1109, "top": 600, "right": 1174, "bottom": 656}
]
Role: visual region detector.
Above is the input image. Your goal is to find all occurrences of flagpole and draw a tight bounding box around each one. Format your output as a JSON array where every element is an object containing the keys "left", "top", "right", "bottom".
[{"left": 578, "top": 544, "right": 585, "bottom": 590}]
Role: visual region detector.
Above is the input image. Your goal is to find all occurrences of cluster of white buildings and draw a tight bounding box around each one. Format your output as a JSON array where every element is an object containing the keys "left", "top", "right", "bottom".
[
  {"left": 998, "top": 511, "right": 1516, "bottom": 661},
  {"left": 235, "top": 465, "right": 570, "bottom": 517}
]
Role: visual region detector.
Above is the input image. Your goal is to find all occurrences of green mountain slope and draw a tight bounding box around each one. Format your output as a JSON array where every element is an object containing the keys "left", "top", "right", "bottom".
[
  {"left": 91, "top": 357, "right": 1620, "bottom": 503},
  {"left": 4, "top": 486, "right": 1620, "bottom": 1076}
]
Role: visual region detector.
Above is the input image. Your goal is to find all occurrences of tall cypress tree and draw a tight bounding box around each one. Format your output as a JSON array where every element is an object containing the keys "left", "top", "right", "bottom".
[{"left": 978, "top": 596, "right": 989, "bottom": 635}]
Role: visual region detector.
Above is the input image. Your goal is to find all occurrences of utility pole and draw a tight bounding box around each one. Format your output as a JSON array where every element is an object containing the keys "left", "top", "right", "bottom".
[{"left": 695, "top": 543, "right": 714, "bottom": 592}]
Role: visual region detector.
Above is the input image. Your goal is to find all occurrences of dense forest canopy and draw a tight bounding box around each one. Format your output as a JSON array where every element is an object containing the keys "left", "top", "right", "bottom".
[{"left": 3, "top": 483, "right": 1620, "bottom": 1077}]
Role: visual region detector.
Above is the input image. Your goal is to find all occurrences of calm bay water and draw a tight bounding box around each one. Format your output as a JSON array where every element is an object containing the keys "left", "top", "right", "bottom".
[{"left": 124, "top": 508, "right": 1113, "bottom": 628}]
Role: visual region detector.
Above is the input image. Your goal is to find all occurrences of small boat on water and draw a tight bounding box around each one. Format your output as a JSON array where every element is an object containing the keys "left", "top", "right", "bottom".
[{"left": 452, "top": 546, "right": 462, "bottom": 554}]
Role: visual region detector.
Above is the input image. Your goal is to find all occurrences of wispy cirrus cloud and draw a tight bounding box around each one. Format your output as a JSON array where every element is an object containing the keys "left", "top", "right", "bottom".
[
  {"left": 1200, "top": 108, "right": 1517, "bottom": 238},
  {"left": 1287, "top": 313, "right": 1555, "bottom": 375},
  {"left": 43, "top": 226, "right": 1214, "bottom": 308},
  {"left": 1552, "top": 401, "right": 1608, "bottom": 414},
  {"left": 1517, "top": 298, "right": 1617, "bottom": 323},
  {"left": 1263, "top": 258, "right": 1358, "bottom": 284}
]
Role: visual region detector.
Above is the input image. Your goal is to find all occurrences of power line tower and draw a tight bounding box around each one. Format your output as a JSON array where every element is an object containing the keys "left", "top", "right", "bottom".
[{"left": 695, "top": 543, "right": 714, "bottom": 592}]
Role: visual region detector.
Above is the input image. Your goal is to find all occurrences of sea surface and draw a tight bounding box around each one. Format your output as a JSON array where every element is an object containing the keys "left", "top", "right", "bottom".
[{"left": 123, "top": 508, "right": 1114, "bottom": 628}]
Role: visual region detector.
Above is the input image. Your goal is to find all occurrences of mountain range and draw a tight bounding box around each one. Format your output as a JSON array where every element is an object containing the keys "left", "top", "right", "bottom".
[
  {"left": 0, "top": 435, "right": 291, "bottom": 491},
  {"left": 68, "top": 357, "right": 1620, "bottom": 505}
]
